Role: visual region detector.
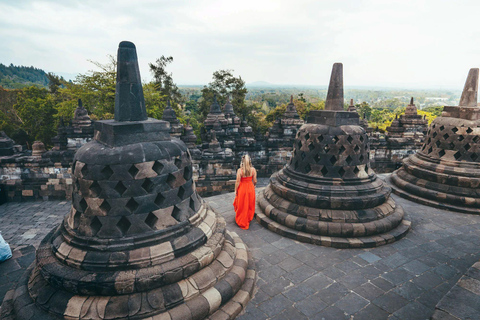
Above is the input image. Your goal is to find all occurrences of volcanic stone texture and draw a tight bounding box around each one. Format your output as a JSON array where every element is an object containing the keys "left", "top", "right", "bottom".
[
  {"left": 256, "top": 63, "right": 410, "bottom": 248},
  {"left": 0, "top": 41, "right": 255, "bottom": 320},
  {"left": 390, "top": 68, "right": 480, "bottom": 214}
]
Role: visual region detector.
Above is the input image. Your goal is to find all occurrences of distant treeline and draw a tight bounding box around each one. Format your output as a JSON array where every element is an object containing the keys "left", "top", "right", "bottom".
[{"left": 0, "top": 63, "right": 49, "bottom": 89}]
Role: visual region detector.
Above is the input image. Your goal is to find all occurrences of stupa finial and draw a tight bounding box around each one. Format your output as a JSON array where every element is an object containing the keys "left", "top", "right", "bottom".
[
  {"left": 114, "top": 41, "right": 147, "bottom": 121},
  {"left": 325, "top": 63, "right": 344, "bottom": 111},
  {"left": 459, "top": 68, "right": 479, "bottom": 107}
]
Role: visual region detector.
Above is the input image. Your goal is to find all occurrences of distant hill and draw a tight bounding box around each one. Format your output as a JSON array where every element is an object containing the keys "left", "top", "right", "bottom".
[{"left": 0, "top": 63, "right": 49, "bottom": 89}]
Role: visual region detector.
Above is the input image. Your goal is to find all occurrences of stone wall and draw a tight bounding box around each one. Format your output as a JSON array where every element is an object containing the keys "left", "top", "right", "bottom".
[{"left": 0, "top": 159, "right": 73, "bottom": 202}]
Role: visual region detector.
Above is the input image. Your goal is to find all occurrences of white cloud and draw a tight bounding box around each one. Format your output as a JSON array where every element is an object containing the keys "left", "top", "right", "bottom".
[{"left": 0, "top": 0, "right": 479, "bottom": 88}]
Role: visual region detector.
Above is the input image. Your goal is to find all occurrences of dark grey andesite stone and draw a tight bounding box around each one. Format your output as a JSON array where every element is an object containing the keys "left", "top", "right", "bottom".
[
  {"left": 390, "top": 68, "right": 480, "bottom": 214},
  {"left": 114, "top": 41, "right": 148, "bottom": 122},
  {"left": 325, "top": 62, "right": 344, "bottom": 111},
  {"left": 256, "top": 63, "right": 410, "bottom": 248},
  {"left": 459, "top": 68, "right": 479, "bottom": 107},
  {"left": 1, "top": 41, "right": 255, "bottom": 320}
]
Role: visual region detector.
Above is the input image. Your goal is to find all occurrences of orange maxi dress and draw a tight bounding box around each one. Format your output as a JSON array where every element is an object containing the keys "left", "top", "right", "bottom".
[{"left": 233, "top": 175, "right": 256, "bottom": 229}]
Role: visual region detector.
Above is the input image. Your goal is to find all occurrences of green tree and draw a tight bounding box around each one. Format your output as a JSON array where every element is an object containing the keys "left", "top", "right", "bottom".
[
  {"left": 199, "top": 70, "right": 248, "bottom": 119},
  {"left": 14, "top": 86, "right": 57, "bottom": 147},
  {"left": 149, "top": 56, "right": 182, "bottom": 104}
]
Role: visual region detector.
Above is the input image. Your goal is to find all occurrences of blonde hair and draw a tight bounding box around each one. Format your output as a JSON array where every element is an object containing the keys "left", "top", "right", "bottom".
[{"left": 241, "top": 154, "right": 253, "bottom": 177}]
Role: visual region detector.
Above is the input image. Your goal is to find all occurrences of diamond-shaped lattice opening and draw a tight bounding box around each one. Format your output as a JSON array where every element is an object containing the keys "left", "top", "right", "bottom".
[
  {"left": 428, "top": 147, "right": 433, "bottom": 154},
  {"left": 443, "top": 133, "right": 449, "bottom": 140},
  {"left": 89, "top": 181, "right": 102, "bottom": 197},
  {"left": 435, "top": 140, "right": 441, "bottom": 147},
  {"left": 101, "top": 165, "right": 114, "bottom": 180},
  {"left": 155, "top": 193, "right": 165, "bottom": 207},
  {"left": 329, "top": 155, "right": 337, "bottom": 165},
  {"left": 471, "top": 153, "right": 478, "bottom": 161},
  {"left": 452, "top": 127, "right": 458, "bottom": 133},
  {"left": 338, "top": 167, "right": 345, "bottom": 176},
  {"left": 354, "top": 145, "right": 360, "bottom": 153},
  {"left": 324, "top": 146, "right": 330, "bottom": 153},
  {"left": 353, "top": 166, "right": 360, "bottom": 175},
  {"left": 190, "top": 197, "right": 196, "bottom": 211},
  {"left": 304, "top": 164, "right": 311, "bottom": 173},
  {"left": 433, "top": 132, "right": 437, "bottom": 138},
  {"left": 128, "top": 165, "right": 139, "bottom": 179},
  {"left": 300, "top": 152, "right": 306, "bottom": 160},
  {"left": 449, "top": 142, "right": 455, "bottom": 149},
  {"left": 438, "top": 149, "right": 445, "bottom": 157},
  {"left": 298, "top": 141, "right": 303, "bottom": 149},
  {"left": 79, "top": 198, "right": 88, "bottom": 212},
  {"left": 145, "top": 212, "right": 158, "bottom": 229},
  {"left": 90, "top": 216, "right": 102, "bottom": 235},
  {"left": 167, "top": 173, "right": 177, "bottom": 188},
  {"left": 458, "top": 135, "right": 465, "bottom": 142},
  {"left": 359, "top": 136, "right": 364, "bottom": 142},
  {"left": 305, "top": 133, "right": 310, "bottom": 140},
  {"left": 142, "top": 178, "right": 154, "bottom": 193},
  {"left": 321, "top": 166, "right": 328, "bottom": 176},
  {"left": 184, "top": 167, "right": 192, "bottom": 180},
  {"left": 174, "top": 157, "right": 182, "bottom": 169},
  {"left": 317, "top": 135, "right": 324, "bottom": 143},
  {"left": 308, "top": 143, "right": 315, "bottom": 151},
  {"left": 116, "top": 216, "right": 131, "bottom": 235},
  {"left": 332, "top": 136, "right": 339, "bottom": 144},
  {"left": 153, "top": 161, "right": 164, "bottom": 175},
  {"left": 99, "top": 200, "right": 111, "bottom": 214},
  {"left": 314, "top": 154, "right": 321, "bottom": 163},
  {"left": 454, "top": 151, "right": 462, "bottom": 160},
  {"left": 339, "top": 145, "right": 346, "bottom": 154},
  {"left": 73, "top": 210, "right": 81, "bottom": 229},
  {"left": 440, "top": 125, "right": 445, "bottom": 131},
  {"left": 473, "top": 136, "right": 479, "bottom": 143},
  {"left": 81, "top": 164, "right": 88, "bottom": 178},
  {"left": 465, "top": 143, "right": 471, "bottom": 151},
  {"left": 178, "top": 186, "right": 186, "bottom": 199},
  {"left": 171, "top": 206, "right": 185, "bottom": 222},
  {"left": 346, "top": 155, "right": 353, "bottom": 165},
  {"left": 114, "top": 181, "right": 127, "bottom": 196},
  {"left": 427, "top": 138, "right": 431, "bottom": 144},
  {"left": 432, "top": 124, "right": 436, "bottom": 129},
  {"left": 467, "top": 127, "right": 473, "bottom": 134},
  {"left": 422, "top": 145, "right": 426, "bottom": 151},
  {"left": 347, "top": 135, "right": 353, "bottom": 144},
  {"left": 359, "top": 154, "right": 365, "bottom": 162},
  {"left": 126, "top": 198, "right": 139, "bottom": 213}
]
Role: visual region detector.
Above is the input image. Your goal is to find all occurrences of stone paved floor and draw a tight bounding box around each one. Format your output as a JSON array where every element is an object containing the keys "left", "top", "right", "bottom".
[{"left": 1, "top": 176, "right": 480, "bottom": 319}]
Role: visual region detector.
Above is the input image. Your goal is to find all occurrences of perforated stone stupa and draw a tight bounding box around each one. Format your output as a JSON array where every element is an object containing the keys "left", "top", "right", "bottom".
[
  {"left": 390, "top": 68, "right": 480, "bottom": 214},
  {"left": 0, "top": 41, "right": 255, "bottom": 320},
  {"left": 256, "top": 63, "right": 411, "bottom": 248}
]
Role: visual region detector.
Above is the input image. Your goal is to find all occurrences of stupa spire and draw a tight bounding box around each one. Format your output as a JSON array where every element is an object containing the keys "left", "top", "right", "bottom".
[
  {"left": 459, "top": 68, "right": 479, "bottom": 107},
  {"left": 325, "top": 63, "right": 344, "bottom": 111},
  {"left": 114, "top": 41, "right": 147, "bottom": 121}
]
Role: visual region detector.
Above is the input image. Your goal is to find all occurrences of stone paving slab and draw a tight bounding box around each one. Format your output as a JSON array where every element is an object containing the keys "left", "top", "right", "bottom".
[{"left": 1, "top": 176, "right": 480, "bottom": 319}]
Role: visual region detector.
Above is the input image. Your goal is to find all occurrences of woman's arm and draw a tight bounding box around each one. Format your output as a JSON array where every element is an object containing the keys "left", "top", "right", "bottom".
[
  {"left": 235, "top": 169, "right": 242, "bottom": 194},
  {"left": 253, "top": 168, "right": 257, "bottom": 186}
]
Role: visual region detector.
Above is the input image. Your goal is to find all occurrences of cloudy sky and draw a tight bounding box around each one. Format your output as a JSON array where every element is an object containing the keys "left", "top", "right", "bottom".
[{"left": 1, "top": 0, "right": 479, "bottom": 88}]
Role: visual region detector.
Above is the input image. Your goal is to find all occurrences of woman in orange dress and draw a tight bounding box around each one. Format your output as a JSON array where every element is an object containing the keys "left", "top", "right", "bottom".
[{"left": 233, "top": 154, "right": 257, "bottom": 229}]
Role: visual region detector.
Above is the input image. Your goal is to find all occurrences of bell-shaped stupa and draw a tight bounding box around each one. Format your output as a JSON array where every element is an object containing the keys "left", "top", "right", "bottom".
[
  {"left": 256, "top": 63, "right": 411, "bottom": 248},
  {"left": 390, "top": 68, "right": 480, "bottom": 214},
  {"left": 1, "top": 41, "right": 255, "bottom": 320}
]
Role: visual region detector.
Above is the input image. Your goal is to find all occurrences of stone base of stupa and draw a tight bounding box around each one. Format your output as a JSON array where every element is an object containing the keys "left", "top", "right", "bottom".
[
  {"left": 390, "top": 154, "right": 480, "bottom": 215},
  {"left": 1, "top": 207, "right": 256, "bottom": 320},
  {"left": 255, "top": 173, "right": 411, "bottom": 249}
]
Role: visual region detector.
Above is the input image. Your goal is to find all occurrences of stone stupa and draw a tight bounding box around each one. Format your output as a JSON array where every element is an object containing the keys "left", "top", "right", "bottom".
[
  {"left": 390, "top": 68, "right": 480, "bottom": 214},
  {"left": 255, "top": 63, "right": 411, "bottom": 248},
  {"left": 1, "top": 41, "right": 255, "bottom": 320}
]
